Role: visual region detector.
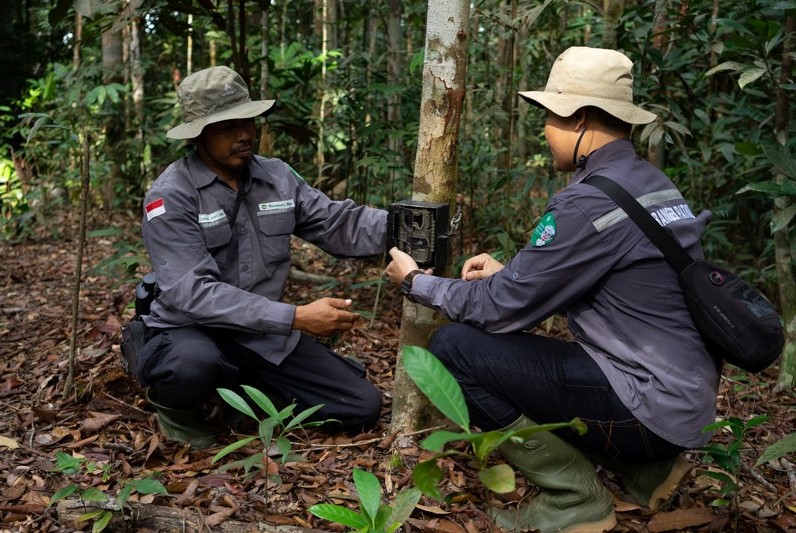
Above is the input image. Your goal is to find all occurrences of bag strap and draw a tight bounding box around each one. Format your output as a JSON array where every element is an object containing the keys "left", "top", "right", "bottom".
[{"left": 583, "top": 175, "right": 694, "bottom": 273}]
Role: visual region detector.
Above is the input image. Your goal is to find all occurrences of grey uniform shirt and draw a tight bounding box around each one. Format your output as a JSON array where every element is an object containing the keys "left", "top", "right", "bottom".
[
  {"left": 141, "top": 152, "right": 387, "bottom": 364},
  {"left": 410, "top": 139, "right": 721, "bottom": 448}
]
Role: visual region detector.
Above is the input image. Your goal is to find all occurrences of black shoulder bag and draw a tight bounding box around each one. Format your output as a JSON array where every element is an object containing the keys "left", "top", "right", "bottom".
[{"left": 585, "top": 174, "right": 784, "bottom": 373}]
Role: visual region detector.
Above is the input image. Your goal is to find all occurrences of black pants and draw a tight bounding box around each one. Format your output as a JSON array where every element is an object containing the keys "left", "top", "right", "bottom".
[
  {"left": 429, "top": 323, "right": 684, "bottom": 462},
  {"left": 138, "top": 327, "right": 381, "bottom": 431}
]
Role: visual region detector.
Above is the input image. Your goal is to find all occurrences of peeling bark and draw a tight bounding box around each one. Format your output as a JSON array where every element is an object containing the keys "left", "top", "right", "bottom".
[{"left": 390, "top": 0, "right": 470, "bottom": 435}]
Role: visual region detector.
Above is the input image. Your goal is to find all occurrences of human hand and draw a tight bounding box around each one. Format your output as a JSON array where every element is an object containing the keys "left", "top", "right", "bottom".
[
  {"left": 292, "top": 297, "right": 360, "bottom": 337},
  {"left": 384, "top": 247, "right": 431, "bottom": 283},
  {"left": 461, "top": 253, "right": 504, "bottom": 281}
]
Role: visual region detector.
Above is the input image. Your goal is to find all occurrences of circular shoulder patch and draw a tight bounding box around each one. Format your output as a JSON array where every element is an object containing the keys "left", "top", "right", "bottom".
[{"left": 531, "top": 212, "right": 557, "bottom": 247}]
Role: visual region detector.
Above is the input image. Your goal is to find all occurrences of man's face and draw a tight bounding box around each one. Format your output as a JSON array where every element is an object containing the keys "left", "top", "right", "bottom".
[
  {"left": 195, "top": 118, "right": 256, "bottom": 181},
  {"left": 543, "top": 111, "right": 577, "bottom": 172}
]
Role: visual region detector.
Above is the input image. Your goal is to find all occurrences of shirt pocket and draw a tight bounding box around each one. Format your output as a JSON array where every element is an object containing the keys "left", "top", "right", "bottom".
[
  {"left": 256, "top": 211, "right": 295, "bottom": 266},
  {"left": 201, "top": 222, "right": 233, "bottom": 268}
]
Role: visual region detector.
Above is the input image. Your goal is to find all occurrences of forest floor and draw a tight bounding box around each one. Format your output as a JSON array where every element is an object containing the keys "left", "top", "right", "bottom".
[{"left": 1, "top": 211, "right": 796, "bottom": 533}]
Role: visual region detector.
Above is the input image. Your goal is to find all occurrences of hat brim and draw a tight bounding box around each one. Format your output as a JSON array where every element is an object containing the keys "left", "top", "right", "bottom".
[
  {"left": 518, "top": 91, "right": 656, "bottom": 125},
  {"left": 166, "top": 99, "right": 276, "bottom": 140}
]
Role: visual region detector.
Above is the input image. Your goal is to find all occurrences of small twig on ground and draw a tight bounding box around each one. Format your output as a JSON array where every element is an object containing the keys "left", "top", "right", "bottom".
[
  {"left": 779, "top": 457, "right": 796, "bottom": 492},
  {"left": 742, "top": 461, "right": 778, "bottom": 493},
  {"left": 296, "top": 425, "right": 446, "bottom": 453}
]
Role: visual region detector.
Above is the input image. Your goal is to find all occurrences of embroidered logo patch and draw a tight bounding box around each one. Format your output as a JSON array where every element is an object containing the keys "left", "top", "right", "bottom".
[
  {"left": 531, "top": 212, "right": 557, "bottom": 247},
  {"left": 145, "top": 198, "right": 165, "bottom": 221}
]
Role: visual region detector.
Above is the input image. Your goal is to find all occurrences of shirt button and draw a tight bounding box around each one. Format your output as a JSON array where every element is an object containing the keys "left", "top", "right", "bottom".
[
  {"left": 512, "top": 272, "right": 519, "bottom": 280},
  {"left": 242, "top": 264, "right": 249, "bottom": 271},
  {"left": 240, "top": 227, "right": 247, "bottom": 234}
]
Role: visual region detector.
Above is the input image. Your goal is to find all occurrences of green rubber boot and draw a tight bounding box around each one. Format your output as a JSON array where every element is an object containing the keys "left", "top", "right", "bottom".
[
  {"left": 490, "top": 415, "right": 616, "bottom": 533},
  {"left": 147, "top": 391, "right": 216, "bottom": 449},
  {"left": 589, "top": 453, "right": 692, "bottom": 510}
]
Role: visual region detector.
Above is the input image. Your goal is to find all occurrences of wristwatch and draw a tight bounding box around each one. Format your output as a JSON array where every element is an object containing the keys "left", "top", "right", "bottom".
[{"left": 400, "top": 270, "right": 424, "bottom": 302}]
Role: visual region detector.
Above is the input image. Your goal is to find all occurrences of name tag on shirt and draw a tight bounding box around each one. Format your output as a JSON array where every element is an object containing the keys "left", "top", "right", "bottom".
[
  {"left": 259, "top": 199, "right": 295, "bottom": 213},
  {"left": 198, "top": 209, "right": 227, "bottom": 225}
]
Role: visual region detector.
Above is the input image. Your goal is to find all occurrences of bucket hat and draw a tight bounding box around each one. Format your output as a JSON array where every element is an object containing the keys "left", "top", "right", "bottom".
[
  {"left": 518, "top": 47, "right": 656, "bottom": 125},
  {"left": 167, "top": 66, "right": 276, "bottom": 140}
]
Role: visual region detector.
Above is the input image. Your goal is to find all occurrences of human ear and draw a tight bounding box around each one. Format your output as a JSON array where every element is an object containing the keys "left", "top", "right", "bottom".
[{"left": 573, "top": 109, "right": 589, "bottom": 132}]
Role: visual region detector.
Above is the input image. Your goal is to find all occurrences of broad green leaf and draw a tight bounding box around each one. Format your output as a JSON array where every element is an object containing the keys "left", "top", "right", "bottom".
[
  {"left": 402, "top": 346, "right": 469, "bottom": 430},
  {"left": 663, "top": 120, "right": 690, "bottom": 136},
  {"left": 412, "top": 458, "right": 444, "bottom": 501},
  {"left": 738, "top": 182, "right": 788, "bottom": 196},
  {"left": 738, "top": 66, "right": 767, "bottom": 89},
  {"left": 762, "top": 142, "right": 796, "bottom": 179},
  {"left": 241, "top": 385, "right": 279, "bottom": 417},
  {"left": 50, "top": 484, "right": 79, "bottom": 505},
  {"left": 275, "top": 436, "right": 292, "bottom": 462},
  {"left": 133, "top": 478, "right": 168, "bottom": 496},
  {"left": 259, "top": 417, "right": 279, "bottom": 447},
  {"left": 309, "top": 503, "right": 370, "bottom": 529},
  {"left": 78, "top": 509, "right": 104, "bottom": 523},
  {"left": 470, "top": 429, "right": 515, "bottom": 463},
  {"left": 385, "top": 488, "right": 422, "bottom": 532},
  {"left": 211, "top": 436, "right": 258, "bottom": 464},
  {"left": 217, "top": 388, "right": 257, "bottom": 419},
  {"left": 772, "top": 205, "right": 796, "bottom": 232},
  {"left": 478, "top": 464, "right": 516, "bottom": 494},
  {"left": 117, "top": 483, "right": 134, "bottom": 508},
  {"left": 80, "top": 487, "right": 108, "bottom": 503},
  {"left": 54, "top": 452, "right": 84, "bottom": 475},
  {"left": 705, "top": 61, "right": 744, "bottom": 77},
  {"left": 353, "top": 469, "right": 382, "bottom": 526},
  {"left": 241, "top": 452, "right": 265, "bottom": 474},
  {"left": 747, "top": 415, "right": 771, "bottom": 428},
  {"left": 92, "top": 510, "right": 112, "bottom": 533},
  {"left": 701, "top": 470, "right": 736, "bottom": 488},
  {"left": 755, "top": 432, "right": 796, "bottom": 467},
  {"left": 420, "top": 430, "right": 471, "bottom": 453},
  {"left": 283, "top": 402, "right": 326, "bottom": 431},
  {"left": 639, "top": 121, "right": 657, "bottom": 143},
  {"left": 512, "top": 419, "right": 587, "bottom": 440}
]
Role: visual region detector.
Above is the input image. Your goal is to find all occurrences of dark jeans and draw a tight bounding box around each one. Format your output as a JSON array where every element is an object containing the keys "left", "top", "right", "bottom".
[
  {"left": 137, "top": 326, "right": 381, "bottom": 431},
  {"left": 429, "top": 323, "right": 684, "bottom": 462}
]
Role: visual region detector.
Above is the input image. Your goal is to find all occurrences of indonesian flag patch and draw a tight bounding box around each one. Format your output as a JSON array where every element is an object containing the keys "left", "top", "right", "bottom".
[{"left": 145, "top": 198, "right": 166, "bottom": 221}]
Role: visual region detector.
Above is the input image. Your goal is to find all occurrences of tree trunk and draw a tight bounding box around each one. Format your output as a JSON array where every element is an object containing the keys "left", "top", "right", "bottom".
[
  {"left": 386, "top": 0, "right": 403, "bottom": 196},
  {"left": 101, "top": 25, "right": 125, "bottom": 211},
  {"left": 316, "top": 0, "right": 337, "bottom": 183},
  {"left": 259, "top": 5, "right": 275, "bottom": 156},
  {"left": 73, "top": 11, "right": 81, "bottom": 67},
  {"left": 774, "top": 15, "right": 796, "bottom": 392},
  {"left": 390, "top": 0, "right": 470, "bottom": 436},
  {"left": 646, "top": 0, "right": 667, "bottom": 169},
  {"left": 601, "top": 0, "right": 625, "bottom": 49}
]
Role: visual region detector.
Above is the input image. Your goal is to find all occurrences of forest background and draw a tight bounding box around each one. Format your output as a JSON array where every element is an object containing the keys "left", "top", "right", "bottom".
[
  {"left": 2, "top": 0, "right": 796, "bottom": 532},
  {"left": 2, "top": 0, "right": 794, "bottom": 325}
]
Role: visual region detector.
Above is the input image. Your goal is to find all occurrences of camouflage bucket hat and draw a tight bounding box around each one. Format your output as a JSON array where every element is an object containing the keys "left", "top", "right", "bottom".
[
  {"left": 518, "top": 47, "right": 656, "bottom": 125},
  {"left": 166, "top": 66, "right": 276, "bottom": 140}
]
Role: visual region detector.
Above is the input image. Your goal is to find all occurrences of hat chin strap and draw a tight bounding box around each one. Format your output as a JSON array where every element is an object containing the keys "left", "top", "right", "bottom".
[{"left": 573, "top": 127, "right": 589, "bottom": 169}]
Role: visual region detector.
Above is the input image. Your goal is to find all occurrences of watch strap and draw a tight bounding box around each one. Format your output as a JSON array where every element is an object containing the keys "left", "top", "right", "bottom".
[{"left": 400, "top": 269, "right": 424, "bottom": 302}]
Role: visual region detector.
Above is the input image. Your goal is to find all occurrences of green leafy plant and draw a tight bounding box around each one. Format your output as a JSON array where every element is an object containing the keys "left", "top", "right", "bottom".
[
  {"left": 211, "top": 385, "right": 335, "bottom": 482},
  {"left": 402, "top": 345, "right": 586, "bottom": 499},
  {"left": 700, "top": 415, "right": 771, "bottom": 506},
  {"left": 756, "top": 432, "right": 796, "bottom": 468},
  {"left": 49, "top": 451, "right": 168, "bottom": 533},
  {"left": 309, "top": 469, "right": 422, "bottom": 533}
]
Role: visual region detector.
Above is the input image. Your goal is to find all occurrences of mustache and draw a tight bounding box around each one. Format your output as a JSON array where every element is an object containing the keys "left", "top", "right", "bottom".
[{"left": 232, "top": 143, "right": 253, "bottom": 153}]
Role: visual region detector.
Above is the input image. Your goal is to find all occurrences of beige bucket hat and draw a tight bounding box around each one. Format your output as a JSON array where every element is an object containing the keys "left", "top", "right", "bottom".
[
  {"left": 167, "top": 66, "right": 276, "bottom": 140},
  {"left": 519, "top": 47, "right": 656, "bottom": 125}
]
